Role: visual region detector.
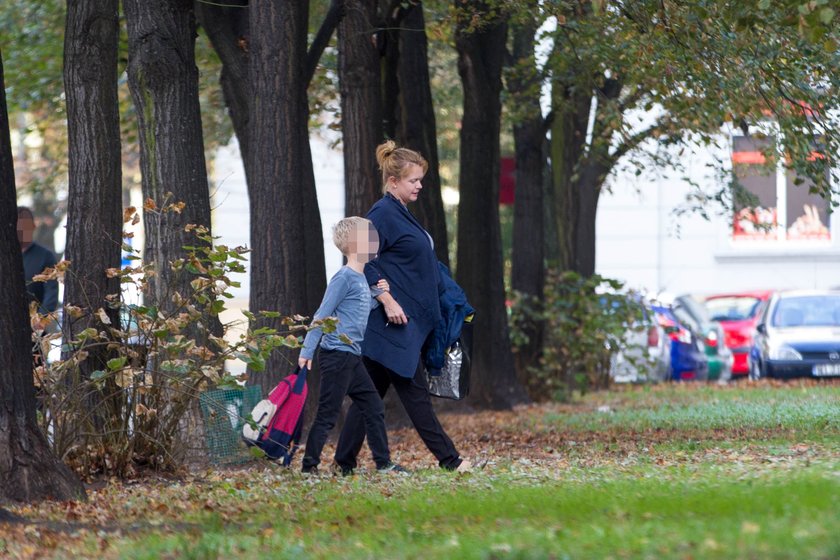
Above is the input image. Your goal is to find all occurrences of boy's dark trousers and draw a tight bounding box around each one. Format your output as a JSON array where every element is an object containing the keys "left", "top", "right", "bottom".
[
  {"left": 301, "top": 348, "right": 391, "bottom": 471},
  {"left": 335, "top": 356, "right": 461, "bottom": 470}
]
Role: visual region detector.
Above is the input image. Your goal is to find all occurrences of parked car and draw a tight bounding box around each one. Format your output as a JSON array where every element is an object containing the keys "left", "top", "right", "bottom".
[
  {"left": 750, "top": 290, "right": 840, "bottom": 379},
  {"left": 609, "top": 302, "right": 671, "bottom": 383},
  {"left": 671, "top": 295, "right": 733, "bottom": 382},
  {"left": 704, "top": 290, "right": 774, "bottom": 377},
  {"left": 651, "top": 305, "right": 709, "bottom": 381}
]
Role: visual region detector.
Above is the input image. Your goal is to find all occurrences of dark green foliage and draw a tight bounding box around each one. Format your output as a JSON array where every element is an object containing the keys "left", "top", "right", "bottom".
[{"left": 510, "top": 271, "right": 644, "bottom": 401}]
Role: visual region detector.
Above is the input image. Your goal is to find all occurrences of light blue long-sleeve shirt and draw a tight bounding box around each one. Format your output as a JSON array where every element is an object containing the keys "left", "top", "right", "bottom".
[{"left": 300, "top": 266, "right": 373, "bottom": 360}]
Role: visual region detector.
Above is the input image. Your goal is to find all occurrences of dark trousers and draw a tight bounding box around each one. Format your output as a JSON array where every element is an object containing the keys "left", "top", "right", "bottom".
[
  {"left": 335, "top": 356, "right": 461, "bottom": 470},
  {"left": 302, "top": 349, "right": 391, "bottom": 470}
]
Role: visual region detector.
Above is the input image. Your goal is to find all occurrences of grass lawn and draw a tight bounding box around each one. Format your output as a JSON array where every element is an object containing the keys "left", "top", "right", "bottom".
[{"left": 2, "top": 381, "right": 839, "bottom": 559}]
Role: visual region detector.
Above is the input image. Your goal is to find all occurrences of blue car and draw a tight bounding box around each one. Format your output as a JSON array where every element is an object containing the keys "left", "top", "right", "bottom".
[{"left": 651, "top": 305, "right": 710, "bottom": 381}]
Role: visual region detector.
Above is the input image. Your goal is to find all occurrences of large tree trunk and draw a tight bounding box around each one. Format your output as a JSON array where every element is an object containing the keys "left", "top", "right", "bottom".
[
  {"left": 509, "top": 9, "right": 546, "bottom": 375},
  {"left": 549, "top": 84, "right": 591, "bottom": 272},
  {"left": 394, "top": 2, "right": 448, "bottom": 265},
  {"left": 338, "top": 0, "right": 382, "bottom": 217},
  {"left": 0, "top": 49, "right": 85, "bottom": 504},
  {"left": 454, "top": 2, "right": 528, "bottom": 409},
  {"left": 63, "top": 0, "right": 122, "bottom": 375},
  {"left": 247, "top": 0, "right": 326, "bottom": 391},
  {"left": 124, "top": 0, "right": 214, "bottom": 306},
  {"left": 194, "top": 0, "right": 250, "bottom": 179}
]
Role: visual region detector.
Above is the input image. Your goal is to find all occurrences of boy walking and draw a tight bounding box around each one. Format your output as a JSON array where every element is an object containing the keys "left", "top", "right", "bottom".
[{"left": 299, "top": 217, "right": 403, "bottom": 474}]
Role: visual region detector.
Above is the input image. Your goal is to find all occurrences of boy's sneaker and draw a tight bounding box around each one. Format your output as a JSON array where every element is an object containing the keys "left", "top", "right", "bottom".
[{"left": 377, "top": 463, "right": 410, "bottom": 474}]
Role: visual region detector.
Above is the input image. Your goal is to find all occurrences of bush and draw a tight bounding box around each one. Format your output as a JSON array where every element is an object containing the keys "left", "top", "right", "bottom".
[
  {"left": 509, "top": 271, "right": 644, "bottom": 401},
  {"left": 31, "top": 201, "right": 331, "bottom": 478}
]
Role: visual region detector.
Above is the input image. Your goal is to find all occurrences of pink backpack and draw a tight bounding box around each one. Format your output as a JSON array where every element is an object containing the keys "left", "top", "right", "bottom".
[{"left": 242, "top": 366, "right": 308, "bottom": 465}]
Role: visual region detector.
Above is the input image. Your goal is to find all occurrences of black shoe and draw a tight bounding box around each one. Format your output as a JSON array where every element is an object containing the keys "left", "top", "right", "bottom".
[
  {"left": 301, "top": 465, "right": 318, "bottom": 475},
  {"left": 333, "top": 463, "right": 355, "bottom": 476},
  {"left": 377, "top": 463, "right": 409, "bottom": 474}
]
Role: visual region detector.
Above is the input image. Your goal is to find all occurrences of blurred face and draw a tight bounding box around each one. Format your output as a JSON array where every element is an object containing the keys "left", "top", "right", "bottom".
[
  {"left": 17, "top": 214, "right": 35, "bottom": 249},
  {"left": 348, "top": 223, "right": 380, "bottom": 264},
  {"left": 387, "top": 163, "right": 424, "bottom": 205}
]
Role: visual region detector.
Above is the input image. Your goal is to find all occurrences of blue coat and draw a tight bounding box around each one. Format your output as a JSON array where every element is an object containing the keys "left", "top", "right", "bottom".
[
  {"left": 362, "top": 194, "right": 441, "bottom": 378},
  {"left": 423, "top": 262, "right": 474, "bottom": 375}
]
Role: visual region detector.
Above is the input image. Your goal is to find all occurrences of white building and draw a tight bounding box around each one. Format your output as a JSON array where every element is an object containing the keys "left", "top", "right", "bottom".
[{"left": 596, "top": 127, "right": 840, "bottom": 296}]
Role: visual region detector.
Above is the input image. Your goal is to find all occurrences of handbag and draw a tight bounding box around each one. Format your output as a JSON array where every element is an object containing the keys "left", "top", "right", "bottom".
[{"left": 426, "top": 320, "right": 472, "bottom": 400}]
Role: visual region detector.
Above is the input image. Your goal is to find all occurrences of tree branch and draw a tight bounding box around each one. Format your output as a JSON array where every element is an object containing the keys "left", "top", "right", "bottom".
[
  {"left": 305, "top": 0, "right": 345, "bottom": 88},
  {"left": 608, "top": 118, "right": 671, "bottom": 167}
]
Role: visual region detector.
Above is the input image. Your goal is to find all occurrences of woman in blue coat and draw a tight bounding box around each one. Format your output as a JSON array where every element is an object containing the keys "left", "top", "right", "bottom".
[{"left": 334, "top": 141, "right": 471, "bottom": 473}]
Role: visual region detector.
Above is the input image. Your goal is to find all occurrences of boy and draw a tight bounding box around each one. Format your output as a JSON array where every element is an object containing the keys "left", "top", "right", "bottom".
[{"left": 298, "top": 217, "right": 404, "bottom": 474}]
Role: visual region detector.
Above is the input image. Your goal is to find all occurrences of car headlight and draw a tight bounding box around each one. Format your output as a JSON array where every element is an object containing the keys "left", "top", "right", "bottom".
[{"left": 768, "top": 345, "right": 802, "bottom": 361}]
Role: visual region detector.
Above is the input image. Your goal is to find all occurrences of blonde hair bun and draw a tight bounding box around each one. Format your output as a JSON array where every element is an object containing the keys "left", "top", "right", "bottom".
[{"left": 375, "top": 140, "right": 397, "bottom": 168}]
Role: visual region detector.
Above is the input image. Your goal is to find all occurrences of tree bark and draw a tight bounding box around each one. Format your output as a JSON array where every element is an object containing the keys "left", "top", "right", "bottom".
[
  {"left": 509, "top": 9, "right": 546, "bottom": 375},
  {"left": 0, "top": 48, "right": 85, "bottom": 504},
  {"left": 247, "top": 0, "right": 327, "bottom": 391},
  {"left": 124, "top": 0, "right": 214, "bottom": 308},
  {"left": 454, "top": 1, "right": 528, "bottom": 409},
  {"left": 549, "top": 83, "right": 591, "bottom": 272},
  {"left": 394, "top": 2, "right": 448, "bottom": 265},
  {"left": 338, "top": 0, "right": 382, "bottom": 217},
  {"left": 63, "top": 0, "right": 123, "bottom": 374},
  {"left": 194, "top": 0, "right": 250, "bottom": 176}
]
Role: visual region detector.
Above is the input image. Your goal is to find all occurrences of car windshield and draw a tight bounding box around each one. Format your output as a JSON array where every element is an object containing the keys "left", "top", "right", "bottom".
[
  {"left": 676, "top": 296, "right": 711, "bottom": 324},
  {"left": 770, "top": 295, "right": 840, "bottom": 328},
  {"left": 705, "top": 297, "right": 761, "bottom": 322}
]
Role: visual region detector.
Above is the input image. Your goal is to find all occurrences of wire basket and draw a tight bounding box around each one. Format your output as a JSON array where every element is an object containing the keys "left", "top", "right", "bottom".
[{"left": 198, "top": 385, "right": 263, "bottom": 464}]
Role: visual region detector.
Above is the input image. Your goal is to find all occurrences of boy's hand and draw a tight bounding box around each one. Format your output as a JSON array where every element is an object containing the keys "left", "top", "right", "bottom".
[
  {"left": 376, "top": 278, "right": 390, "bottom": 293},
  {"left": 298, "top": 356, "right": 312, "bottom": 370}
]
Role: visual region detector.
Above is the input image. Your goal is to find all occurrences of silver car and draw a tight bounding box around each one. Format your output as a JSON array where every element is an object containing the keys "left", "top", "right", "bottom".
[
  {"left": 750, "top": 290, "right": 840, "bottom": 379},
  {"left": 610, "top": 304, "right": 671, "bottom": 383}
]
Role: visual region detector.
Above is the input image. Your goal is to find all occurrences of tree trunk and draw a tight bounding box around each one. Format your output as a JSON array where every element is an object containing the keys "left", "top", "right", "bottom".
[
  {"left": 549, "top": 84, "right": 591, "bottom": 272},
  {"left": 194, "top": 0, "right": 250, "bottom": 178},
  {"left": 247, "top": 0, "right": 326, "bottom": 392},
  {"left": 338, "top": 0, "right": 382, "bottom": 217},
  {"left": 124, "top": 0, "right": 213, "bottom": 307},
  {"left": 0, "top": 49, "right": 85, "bottom": 504},
  {"left": 454, "top": 2, "right": 528, "bottom": 409},
  {"left": 394, "top": 2, "right": 448, "bottom": 265},
  {"left": 509, "top": 9, "right": 546, "bottom": 375},
  {"left": 574, "top": 162, "right": 607, "bottom": 277},
  {"left": 63, "top": 0, "right": 123, "bottom": 374}
]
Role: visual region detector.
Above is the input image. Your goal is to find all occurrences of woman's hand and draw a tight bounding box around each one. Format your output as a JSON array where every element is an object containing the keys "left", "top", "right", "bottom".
[
  {"left": 298, "top": 356, "right": 312, "bottom": 370},
  {"left": 376, "top": 278, "right": 390, "bottom": 293},
  {"left": 378, "top": 292, "right": 408, "bottom": 325}
]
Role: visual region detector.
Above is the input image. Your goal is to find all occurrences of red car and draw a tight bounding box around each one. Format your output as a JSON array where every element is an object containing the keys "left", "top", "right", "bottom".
[{"left": 704, "top": 291, "right": 774, "bottom": 376}]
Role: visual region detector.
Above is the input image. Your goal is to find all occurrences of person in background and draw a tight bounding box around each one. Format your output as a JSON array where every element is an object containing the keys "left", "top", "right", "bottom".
[{"left": 17, "top": 206, "right": 58, "bottom": 315}]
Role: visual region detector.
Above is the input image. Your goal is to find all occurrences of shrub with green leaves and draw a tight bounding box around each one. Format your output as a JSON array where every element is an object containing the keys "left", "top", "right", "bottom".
[
  {"left": 510, "top": 271, "right": 645, "bottom": 401},
  {"left": 30, "top": 200, "right": 334, "bottom": 478}
]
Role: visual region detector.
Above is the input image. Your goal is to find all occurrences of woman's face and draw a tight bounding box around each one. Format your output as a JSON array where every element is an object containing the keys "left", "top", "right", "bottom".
[{"left": 388, "top": 163, "right": 424, "bottom": 205}]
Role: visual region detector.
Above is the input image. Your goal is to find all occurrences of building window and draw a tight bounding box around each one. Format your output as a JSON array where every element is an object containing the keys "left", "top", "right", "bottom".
[{"left": 732, "top": 134, "right": 831, "bottom": 243}]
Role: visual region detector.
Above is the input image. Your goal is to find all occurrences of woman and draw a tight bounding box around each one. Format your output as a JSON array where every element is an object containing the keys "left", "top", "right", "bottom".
[{"left": 334, "top": 141, "right": 471, "bottom": 473}]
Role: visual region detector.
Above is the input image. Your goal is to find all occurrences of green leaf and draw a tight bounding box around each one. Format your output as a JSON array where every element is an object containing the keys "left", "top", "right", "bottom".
[
  {"left": 249, "top": 446, "right": 267, "bottom": 459},
  {"left": 209, "top": 300, "right": 226, "bottom": 315},
  {"left": 818, "top": 7, "right": 835, "bottom": 24},
  {"left": 107, "top": 357, "right": 128, "bottom": 371},
  {"left": 90, "top": 370, "right": 107, "bottom": 381}
]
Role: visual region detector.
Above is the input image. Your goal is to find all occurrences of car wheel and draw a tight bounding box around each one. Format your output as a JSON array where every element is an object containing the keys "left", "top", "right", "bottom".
[{"left": 749, "top": 359, "right": 762, "bottom": 381}]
